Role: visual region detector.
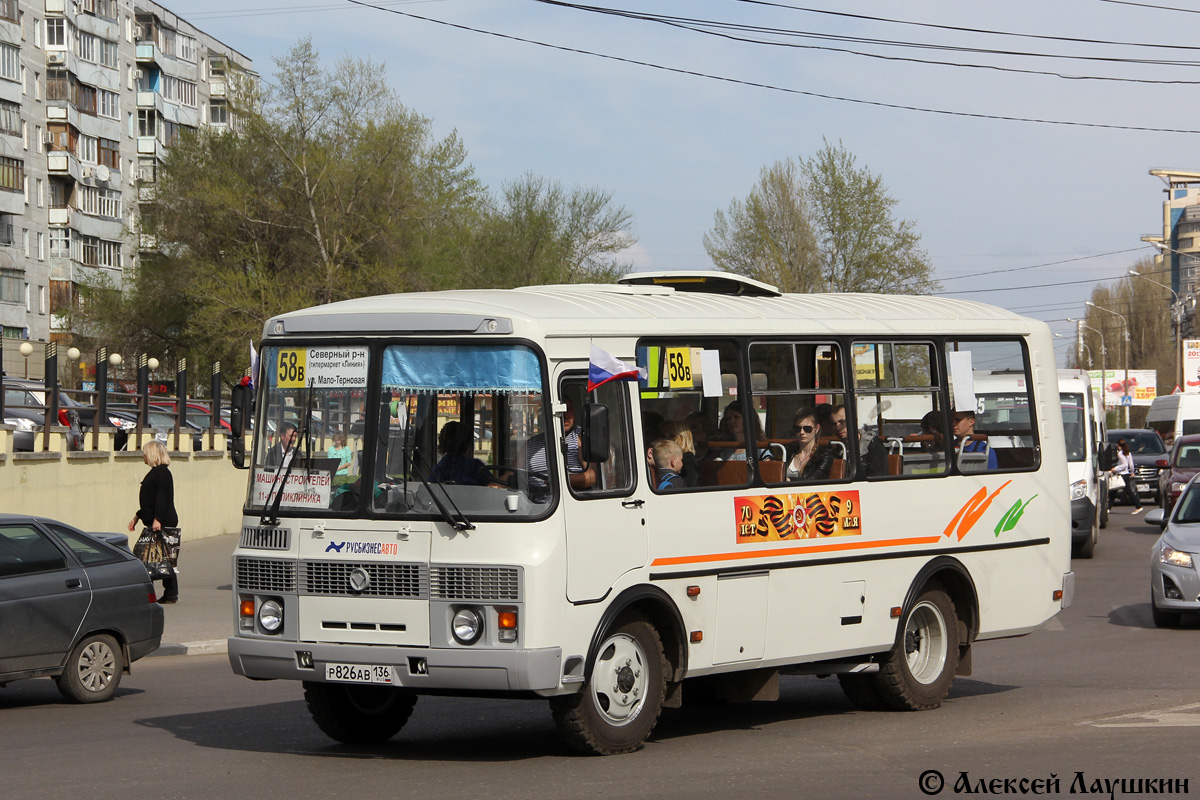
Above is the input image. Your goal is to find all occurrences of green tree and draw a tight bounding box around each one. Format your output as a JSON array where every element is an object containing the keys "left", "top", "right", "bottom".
[
  {"left": 74, "top": 39, "right": 634, "bottom": 380},
  {"left": 702, "top": 158, "right": 819, "bottom": 292},
  {"left": 467, "top": 173, "right": 635, "bottom": 288},
  {"left": 705, "top": 140, "right": 938, "bottom": 295}
]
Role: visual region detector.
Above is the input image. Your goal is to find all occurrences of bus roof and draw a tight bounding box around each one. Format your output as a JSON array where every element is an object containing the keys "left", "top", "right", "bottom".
[{"left": 264, "top": 277, "right": 1038, "bottom": 341}]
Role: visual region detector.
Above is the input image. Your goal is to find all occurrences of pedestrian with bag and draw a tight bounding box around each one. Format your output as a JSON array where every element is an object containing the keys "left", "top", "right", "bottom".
[
  {"left": 1109, "top": 437, "right": 1143, "bottom": 513},
  {"left": 128, "top": 439, "right": 180, "bottom": 603}
]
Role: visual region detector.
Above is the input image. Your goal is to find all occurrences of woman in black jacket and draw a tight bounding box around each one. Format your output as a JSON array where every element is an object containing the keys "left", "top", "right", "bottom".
[{"left": 128, "top": 439, "right": 180, "bottom": 603}]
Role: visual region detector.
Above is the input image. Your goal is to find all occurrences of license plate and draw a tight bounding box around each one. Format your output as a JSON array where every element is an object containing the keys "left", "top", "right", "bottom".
[
  {"left": 1137, "top": 483, "right": 1150, "bottom": 492},
  {"left": 325, "top": 663, "right": 395, "bottom": 684}
]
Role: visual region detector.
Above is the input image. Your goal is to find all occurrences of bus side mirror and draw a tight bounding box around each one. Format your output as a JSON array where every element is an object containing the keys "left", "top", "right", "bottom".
[
  {"left": 581, "top": 403, "right": 610, "bottom": 463},
  {"left": 230, "top": 383, "right": 250, "bottom": 470},
  {"left": 1098, "top": 443, "right": 1117, "bottom": 471}
]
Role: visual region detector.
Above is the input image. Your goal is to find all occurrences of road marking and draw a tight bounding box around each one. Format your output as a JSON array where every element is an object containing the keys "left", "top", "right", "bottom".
[{"left": 1084, "top": 702, "right": 1200, "bottom": 728}]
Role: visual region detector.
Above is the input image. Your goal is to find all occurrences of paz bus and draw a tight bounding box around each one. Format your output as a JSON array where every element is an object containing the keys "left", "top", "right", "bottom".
[{"left": 226, "top": 271, "right": 1072, "bottom": 755}]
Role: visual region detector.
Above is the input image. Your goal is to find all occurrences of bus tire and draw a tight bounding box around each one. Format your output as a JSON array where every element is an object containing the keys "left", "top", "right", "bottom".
[
  {"left": 837, "top": 673, "right": 887, "bottom": 711},
  {"left": 1099, "top": 490, "right": 1109, "bottom": 529},
  {"left": 303, "top": 681, "right": 417, "bottom": 744},
  {"left": 550, "top": 614, "right": 667, "bottom": 755},
  {"left": 875, "top": 585, "right": 959, "bottom": 711}
]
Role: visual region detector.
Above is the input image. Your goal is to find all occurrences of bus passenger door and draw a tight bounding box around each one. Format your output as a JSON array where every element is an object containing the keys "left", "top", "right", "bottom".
[{"left": 559, "top": 373, "right": 647, "bottom": 603}]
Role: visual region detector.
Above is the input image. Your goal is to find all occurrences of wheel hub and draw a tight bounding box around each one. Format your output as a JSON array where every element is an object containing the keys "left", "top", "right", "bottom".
[{"left": 616, "top": 663, "right": 636, "bottom": 694}]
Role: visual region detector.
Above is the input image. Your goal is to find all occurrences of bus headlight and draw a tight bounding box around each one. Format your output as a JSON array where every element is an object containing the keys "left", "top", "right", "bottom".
[
  {"left": 258, "top": 599, "right": 284, "bottom": 632},
  {"left": 451, "top": 607, "right": 483, "bottom": 645},
  {"left": 1070, "top": 479, "right": 1088, "bottom": 501}
]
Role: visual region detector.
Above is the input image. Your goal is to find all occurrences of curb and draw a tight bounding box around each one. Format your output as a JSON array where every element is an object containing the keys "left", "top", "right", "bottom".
[{"left": 149, "top": 639, "right": 228, "bottom": 657}]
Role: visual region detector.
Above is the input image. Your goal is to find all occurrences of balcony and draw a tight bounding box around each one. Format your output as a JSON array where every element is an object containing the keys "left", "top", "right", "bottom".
[
  {"left": 48, "top": 207, "right": 69, "bottom": 225},
  {"left": 135, "top": 41, "right": 160, "bottom": 64},
  {"left": 47, "top": 150, "right": 81, "bottom": 182},
  {"left": 209, "top": 80, "right": 225, "bottom": 97}
]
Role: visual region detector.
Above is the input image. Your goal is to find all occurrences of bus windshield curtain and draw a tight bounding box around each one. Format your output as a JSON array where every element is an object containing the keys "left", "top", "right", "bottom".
[{"left": 381, "top": 344, "right": 542, "bottom": 393}]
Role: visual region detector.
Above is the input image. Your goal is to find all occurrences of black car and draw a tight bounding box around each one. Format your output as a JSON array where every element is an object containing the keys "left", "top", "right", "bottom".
[
  {"left": 0, "top": 514, "right": 164, "bottom": 702},
  {"left": 1107, "top": 428, "right": 1167, "bottom": 505},
  {"left": 2, "top": 378, "right": 84, "bottom": 451}
]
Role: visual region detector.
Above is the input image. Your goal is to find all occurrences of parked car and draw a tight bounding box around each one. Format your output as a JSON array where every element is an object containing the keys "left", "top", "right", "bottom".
[
  {"left": 1107, "top": 428, "right": 1167, "bottom": 505},
  {"left": 1147, "top": 478, "right": 1200, "bottom": 627},
  {"left": 106, "top": 403, "right": 207, "bottom": 451},
  {"left": 1156, "top": 434, "right": 1200, "bottom": 516},
  {"left": 0, "top": 513, "right": 163, "bottom": 702},
  {"left": 2, "top": 378, "right": 84, "bottom": 451}
]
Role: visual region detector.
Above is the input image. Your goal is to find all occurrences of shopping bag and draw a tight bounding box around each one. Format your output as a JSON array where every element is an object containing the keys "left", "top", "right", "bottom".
[{"left": 133, "top": 527, "right": 181, "bottom": 579}]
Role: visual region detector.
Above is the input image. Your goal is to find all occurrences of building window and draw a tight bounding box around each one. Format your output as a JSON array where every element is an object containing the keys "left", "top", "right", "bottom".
[
  {"left": 35, "top": 178, "right": 41, "bottom": 207},
  {"left": 137, "top": 108, "right": 155, "bottom": 138},
  {"left": 209, "top": 58, "right": 226, "bottom": 78},
  {"left": 0, "top": 99, "right": 20, "bottom": 137},
  {"left": 46, "top": 68, "right": 68, "bottom": 100},
  {"left": 0, "top": 270, "right": 22, "bottom": 304},
  {"left": 76, "top": 84, "right": 97, "bottom": 116},
  {"left": 46, "top": 18, "right": 65, "bottom": 48},
  {"left": 77, "top": 31, "right": 96, "bottom": 63},
  {"left": 37, "top": 231, "right": 43, "bottom": 260},
  {"left": 98, "top": 137, "right": 118, "bottom": 169},
  {"left": 209, "top": 100, "right": 227, "bottom": 126},
  {"left": 0, "top": 43, "right": 19, "bottom": 82},
  {"left": 160, "top": 75, "right": 197, "bottom": 108},
  {"left": 0, "top": 156, "right": 24, "bottom": 192},
  {"left": 79, "top": 235, "right": 122, "bottom": 269},
  {"left": 78, "top": 134, "right": 96, "bottom": 164},
  {"left": 99, "top": 39, "right": 117, "bottom": 68},
  {"left": 93, "top": 0, "right": 118, "bottom": 23},
  {"left": 49, "top": 227, "right": 70, "bottom": 256},
  {"left": 178, "top": 34, "right": 196, "bottom": 63},
  {"left": 79, "top": 186, "right": 120, "bottom": 218},
  {"left": 0, "top": 0, "right": 15, "bottom": 23},
  {"left": 98, "top": 89, "right": 118, "bottom": 119},
  {"left": 38, "top": 285, "right": 46, "bottom": 314}
]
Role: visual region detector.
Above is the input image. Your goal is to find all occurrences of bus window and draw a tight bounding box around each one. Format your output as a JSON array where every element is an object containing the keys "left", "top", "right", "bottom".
[
  {"left": 748, "top": 341, "right": 849, "bottom": 484},
  {"left": 637, "top": 340, "right": 742, "bottom": 489},
  {"left": 950, "top": 339, "right": 1039, "bottom": 472},
  {"left": 562, "top": 376, "right": 635, "bottom": 497},
  {"left": 852, "top": 342, "right": 946, "bottom": 478}
]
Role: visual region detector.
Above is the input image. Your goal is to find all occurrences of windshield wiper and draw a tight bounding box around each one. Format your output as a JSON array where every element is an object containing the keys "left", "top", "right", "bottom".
[
  {"left": 409, "top": 443, "right": 475, "bottom": 532},
  {"left": 261, "top": 379, "right": 315, "bottom": 525}
]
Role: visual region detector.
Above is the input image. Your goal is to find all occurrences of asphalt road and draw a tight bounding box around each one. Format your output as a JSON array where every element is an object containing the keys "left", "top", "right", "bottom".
[{"left": 3, "top": 506, "right": 1197, "bottom": 800}]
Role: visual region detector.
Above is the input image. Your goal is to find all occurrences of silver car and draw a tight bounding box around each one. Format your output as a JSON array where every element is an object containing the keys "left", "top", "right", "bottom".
[
  {"left": 0, "top": 514, "right": 164, "bottom": 701},
  {"left": 1148, "top": 477, "right": 1200, "bottom": 627}
]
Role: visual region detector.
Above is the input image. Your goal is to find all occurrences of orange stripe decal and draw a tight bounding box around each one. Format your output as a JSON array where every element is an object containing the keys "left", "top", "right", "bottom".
[{"left": 650, "top": 535, "right": 944, "bottom": 568}]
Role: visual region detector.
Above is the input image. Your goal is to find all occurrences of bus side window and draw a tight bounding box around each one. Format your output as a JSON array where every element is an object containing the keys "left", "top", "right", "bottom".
[
  {"left": 948, "top": 339, "right": 1039, "bottom": 472},
  {"left": 637, "top": 340, "right": 742, "bottom": 491},
  {"left": 563, "top": 377, "right": 634, "bottom": 497}
]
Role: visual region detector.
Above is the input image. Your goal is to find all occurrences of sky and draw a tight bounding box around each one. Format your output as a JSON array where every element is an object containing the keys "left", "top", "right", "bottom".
[{"left": 162, "top": 0, "right": 1200, "bottom": 366}]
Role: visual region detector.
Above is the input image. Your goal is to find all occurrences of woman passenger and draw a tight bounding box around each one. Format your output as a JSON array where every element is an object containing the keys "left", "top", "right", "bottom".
[{"left": 786, "top": 407, "right": 833, "bottom": 481}]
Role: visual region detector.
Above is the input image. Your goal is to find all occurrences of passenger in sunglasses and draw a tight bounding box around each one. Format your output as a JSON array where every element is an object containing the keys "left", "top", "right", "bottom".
[{"left": 786, "top": 406, "right": 834, "bottom": 482}]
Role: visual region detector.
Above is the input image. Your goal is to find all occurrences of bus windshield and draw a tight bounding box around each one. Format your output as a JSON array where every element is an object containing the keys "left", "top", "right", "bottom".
[{"left": 247, "top": 342, "right": 549, "bottom": 520}]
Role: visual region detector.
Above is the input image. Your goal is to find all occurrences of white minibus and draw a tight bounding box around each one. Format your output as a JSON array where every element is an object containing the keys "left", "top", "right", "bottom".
[
  {"left": 226, "top": 271, "right": 1072, "bottom": 754},
  {"left": 1145, "top": 393, "right": 1200, "bottom": 447}
]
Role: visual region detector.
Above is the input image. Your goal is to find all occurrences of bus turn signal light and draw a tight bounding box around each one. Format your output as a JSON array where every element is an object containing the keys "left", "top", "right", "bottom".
[
  {"left": 1053, "top": 590, "right": 1063, "bottom": 601},
  {"left": 686, "top": 585, "right": 701, "bottom": 597},
  {"left": 240, "top": 598, "right": 256, "bottom": 617},
  {"left": 690, "top": 631, "right": 703, "bottom": 643},
  {"left": 497, "top": 611, "right": 517, "bottom": 629},
  {"left": 890, "top": 606, "right": 903, "bottom": 619}
]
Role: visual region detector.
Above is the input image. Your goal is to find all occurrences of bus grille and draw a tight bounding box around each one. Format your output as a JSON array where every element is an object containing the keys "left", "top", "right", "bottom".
[
  {"left": 235, "top": 557, "right": 297, "bottom": 593},
  {"left": 301, "top": 561, "right": 426, "bottom": 598},
  {"left": 430, "top": 566, "right": 521, "bottom": 602},
  {"left": 240, "top": 526, "right": 290, "bottom": 550}
]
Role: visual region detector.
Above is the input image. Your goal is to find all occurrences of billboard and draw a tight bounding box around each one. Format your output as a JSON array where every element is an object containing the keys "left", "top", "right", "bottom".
[
  {"left": 1183, "top": 340, "right": 1200, "bottom": 392},
  {"left": 1087, "top": 369, "right": 1157, "bottom": 407}
]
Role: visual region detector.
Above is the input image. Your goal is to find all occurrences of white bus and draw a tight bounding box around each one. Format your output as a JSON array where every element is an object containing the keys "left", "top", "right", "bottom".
[{"left": 226, "top": 271, "right": 1072, "bottom": 755}]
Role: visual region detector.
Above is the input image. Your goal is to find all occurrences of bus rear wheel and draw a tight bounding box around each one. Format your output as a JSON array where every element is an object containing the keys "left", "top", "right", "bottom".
[
  {"left": 303, "top": 681, "right": 417, "bottom": 744},
  {"left": 875, "top": 585, "right": 959, "bottom": 711},
  {"left": 550, "top": 615, "right": 667, "bottom": 755}
]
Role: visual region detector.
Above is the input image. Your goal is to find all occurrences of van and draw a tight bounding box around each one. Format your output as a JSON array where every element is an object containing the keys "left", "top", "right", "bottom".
[
  {"left": 1145, "top": 394, "right": 1200, "bottom": 446},
  {"left": 1057, "top": 370, "right": 1110, "bottom": 558}
]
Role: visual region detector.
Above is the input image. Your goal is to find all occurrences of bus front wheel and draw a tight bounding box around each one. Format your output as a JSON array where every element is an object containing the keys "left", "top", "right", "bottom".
[
  {"left": 303, "top": 681, "right": 417, "bottom": 744},
  {"left": 875, "top": 585, "right": 959, "bottom": 711},
  {"left": 550, "top": 614, "right": 667, "bottom": 755}
]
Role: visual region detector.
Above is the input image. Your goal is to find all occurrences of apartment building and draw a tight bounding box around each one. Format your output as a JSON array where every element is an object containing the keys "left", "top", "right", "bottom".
[
  {"left": 1144, "top": 168, "right": 1200, "bottom": 338},
  {"left": 0, "top": 0, "right": 250, "bottom": 351}
]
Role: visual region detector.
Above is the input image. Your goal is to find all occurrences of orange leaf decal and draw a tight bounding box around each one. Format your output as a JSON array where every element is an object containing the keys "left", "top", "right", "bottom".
[{"left": 944, "top": 481, "right": 1012, "bottom": 541}]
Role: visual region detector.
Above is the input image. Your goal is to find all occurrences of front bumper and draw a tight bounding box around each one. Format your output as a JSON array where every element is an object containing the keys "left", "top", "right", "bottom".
[
  {"left": 228, "top": 636, "right": 563, "bottom": 693},
  {"left": 1070, "top": 497, "right": 1096, "bottom": 543},
  {"left": 1151, "top": 559, "right": 1200, "bottom": 612}
]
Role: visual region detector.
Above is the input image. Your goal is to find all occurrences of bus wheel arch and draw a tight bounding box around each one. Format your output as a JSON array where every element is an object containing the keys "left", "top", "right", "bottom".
[
  {"left": 549, "top": 586, "right": 685, "bottom": 755},
  {"left": 904, "top": 557, "right": 979, "bottom": 677}
]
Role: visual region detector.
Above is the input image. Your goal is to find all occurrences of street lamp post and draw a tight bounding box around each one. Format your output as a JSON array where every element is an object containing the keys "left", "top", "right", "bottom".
[
  {"left": 1128, "top": 267, "right": 1183, "bottom": 392},
  {"left": 18, "top": 341, "right": 32, "bottom": 379},
  {"left": 1067, "top": 317, "right": 1106, "bottom": 414},
  {"left": 1087, "top": 301, "right": 1131, "bottom": 427}
]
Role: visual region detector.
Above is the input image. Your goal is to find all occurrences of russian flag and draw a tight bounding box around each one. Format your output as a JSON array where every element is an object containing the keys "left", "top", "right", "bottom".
[{"left": 587, "top": 345, "right": 645, "bottom": 392}]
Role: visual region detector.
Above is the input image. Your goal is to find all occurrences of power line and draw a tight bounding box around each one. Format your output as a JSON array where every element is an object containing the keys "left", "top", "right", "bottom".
[
  {"left": 342, "top": 0, "right": 1200, "bottom": 135},
  {"left": 1097, "top": 0, "right": 1200, "bottom": 13},
  {"left": 938, "top": 247, "right": 1148, "bottom": 281}
]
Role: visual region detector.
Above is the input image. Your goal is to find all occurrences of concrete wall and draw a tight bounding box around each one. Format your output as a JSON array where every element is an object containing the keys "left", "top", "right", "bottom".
[{"left": 0, "top": 428, "right": 246, "bottom": 541}]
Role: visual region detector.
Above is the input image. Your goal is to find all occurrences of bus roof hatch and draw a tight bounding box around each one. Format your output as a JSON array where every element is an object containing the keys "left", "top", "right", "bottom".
[{"left": 617, "top": 270, "right": 782, "bottom": 297}]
